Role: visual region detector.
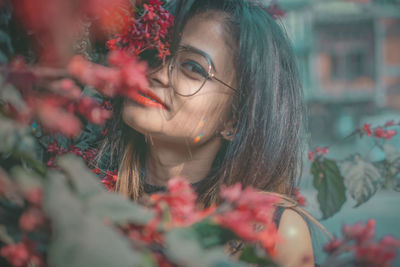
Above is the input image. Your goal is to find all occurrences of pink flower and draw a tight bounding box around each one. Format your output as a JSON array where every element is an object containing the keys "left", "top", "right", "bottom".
[
  {"left": 101, "top": 170, "right": 118, "bottom": 191},
  {"left": 363, "top": 123, "right": 373, "bottom": 136},
  {"left": 293, "top": 187, "right": 307, "bottom": 206},
  {"left": 384, "top": 120, "right": 395, "bottom": 127},
  {"left": 342, "top": 219, "right": 375, "bottom": 244},
  {"left": 316, "top": 146, "right": 329, "bottom": 155},
  {"left": 308, "top": 151, "right": 314, "bottom": 162},
  {"left": 217, "top": 184, "right": 280, "bottom": 255},
  {"left": 323, "top": 237, "right": 342, "bottom": 254},
  {"left": 19, "top": 207, "right": 45, "bottom": 232}
]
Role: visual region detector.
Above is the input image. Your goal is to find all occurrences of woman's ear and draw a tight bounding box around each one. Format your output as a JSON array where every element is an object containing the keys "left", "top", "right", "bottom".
[{"left": 220, "top": 120, "right": 236, "bottom": 141}]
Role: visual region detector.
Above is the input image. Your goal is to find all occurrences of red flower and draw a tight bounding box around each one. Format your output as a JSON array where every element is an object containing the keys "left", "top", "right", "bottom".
[
  {"left": 217, "top": 184, "right": 280, "bottom": 255},
  {"left": 0, "top": 240, "right": 44, "bottom": 267},
  {"left": 363, "top": 123, "right": 373, "bottom": 136},
  {"left": 0, "top": 242, "right": 30, "bottom": 267},
  {"left": 342, "top": 219, "right": 375, "bottom": 244},
  {"left": 23, "top": 188, "right": 43, "bottom": 207},
  {"left": 68, "top": 51, "right": 149, "bottom": 101},
  {"left": 374, "top": 128, "right": 397, "bottom": 140},
  {"left": 308, "top": 151, "right": 314, "bottom": 162},
  {"left": 19, "top": 207, "right": 46, "bottom": 233},
  {"left": 150, "top": 177, "right": 207, "bottom": 226},
  {"left": 266, "top": 4, "right": 286, "bottom": 19},
  {"left": 101, "top": 170, "right": 118, "bottom": 191},
  {"left": 35, "top": 97, "right": 82, "bottom": 137},
  {"left": 76, "top": 97, "right": 112, "bottom": 125},
  {"left": 384, "top": 120, "right": 395, "bottom": 127},
  {"left": 293, "top": 187, "right": 307, "bottom": 206},
  {"left": 315, "top": 146, "right": 329, "bottom": 155},
  {"left": 323, "top": 237, "right": 342, "bottom": 254},
  {"left": 106, "top": 0, "right": 174, "bottom": 61}
]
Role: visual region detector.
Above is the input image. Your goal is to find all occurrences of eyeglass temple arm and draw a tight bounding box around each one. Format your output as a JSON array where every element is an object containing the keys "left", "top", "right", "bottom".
[{"left": 210, "top": 73, "right": 239, "bottom": 94}]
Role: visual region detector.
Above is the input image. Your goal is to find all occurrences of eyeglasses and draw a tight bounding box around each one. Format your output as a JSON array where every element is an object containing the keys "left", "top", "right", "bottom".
[{"left": 148, "top": 45, "right": 238, "bottom": 97}]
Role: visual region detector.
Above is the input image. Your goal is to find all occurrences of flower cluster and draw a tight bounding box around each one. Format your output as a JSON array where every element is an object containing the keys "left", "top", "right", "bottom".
[
  {"left": 216, "top": 183, "right": 281, "bottom": 255},
  {"left": 293, "top": 187, "right": 307, "bottom": 206},
  {"left": 308, "top": 146, "right": 329, "bottom": 162},
  {"left": 46, "top": 141, "right": 98, "bottom": 168},
  {"left": 363, "top": 120, "right": 399, "bottom": 141},
  {"left": 68, "top": 50, "right": 149, "bottom": 100},
  {"left": 0, "top": 240, "right": 44, "bottom": 267},
  {"left": 324, "top": 219, "right": 400, "bottom": 267},
  {"left": 106, "top": 0, "right": 174, "bottom": 61}
]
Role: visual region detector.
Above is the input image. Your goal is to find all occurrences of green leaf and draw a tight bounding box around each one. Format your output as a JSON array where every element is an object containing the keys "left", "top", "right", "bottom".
[
  {"left": 0, "top": 77, "right": 27, "bottom": 112},
  {"left": 239, "top": 245, "right": 278, "bottom": 266},
  {"left": 165, "top": 228, "right": 246, "bottom": 267},
  {"left": 311, "top": 158, "right": 346, "bottom": 220},
  {"left": 192, "top": 220, "right": 236, "bottom": 249},
  {"left": 10, "top": 166, "right": 43, "bottom": 191},
  {"left": 340, "top": 155, "right": 382, "bottom": 207},
  {"left": 0, "top": 114, "right": 36, "bottom": 156},
  {"left": 87, "top": 192, "right": 154, "bottom": 225},
  {"left": 56, "top": 154, "right": 105, "bottom": 199},
  {"left": 383, "top": 143, "right": 400, "bottom": 177},
  {"left": 44, "top": 171, "right": 144, "bottom": 267}
]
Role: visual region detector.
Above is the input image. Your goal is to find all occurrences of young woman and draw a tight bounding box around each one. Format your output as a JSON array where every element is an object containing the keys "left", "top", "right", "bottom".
[{"left": 99, "top": 0, "right": 328, "bottom": 266}]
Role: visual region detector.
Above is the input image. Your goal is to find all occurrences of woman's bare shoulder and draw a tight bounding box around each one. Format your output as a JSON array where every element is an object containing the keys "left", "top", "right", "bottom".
[{"left": 275, "top": 208, "right": 314, "bottom": 267}]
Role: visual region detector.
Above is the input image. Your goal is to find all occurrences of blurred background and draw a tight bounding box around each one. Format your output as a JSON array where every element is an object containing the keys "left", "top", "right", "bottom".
[{"left": 277, "top": 0, "right": 400, "bottom": 263}]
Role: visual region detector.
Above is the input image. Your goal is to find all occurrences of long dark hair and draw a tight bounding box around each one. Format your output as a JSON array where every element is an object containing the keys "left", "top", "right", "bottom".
[{"left": 97, "top": 0, "right": 307, "bottom": 207}]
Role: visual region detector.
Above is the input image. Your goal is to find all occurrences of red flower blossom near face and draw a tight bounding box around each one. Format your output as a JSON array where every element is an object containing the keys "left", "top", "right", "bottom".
[
  {"left": 68, "top": 51, "right": 149, "bottom": 101},
  {"left": 106, "top": 0, "right": 174, "bottom": 61}
]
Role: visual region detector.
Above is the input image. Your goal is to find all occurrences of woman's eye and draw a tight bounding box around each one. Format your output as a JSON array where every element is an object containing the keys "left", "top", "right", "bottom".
[{"left": 181, "top": 61, "right": 208, "bottom": 78}]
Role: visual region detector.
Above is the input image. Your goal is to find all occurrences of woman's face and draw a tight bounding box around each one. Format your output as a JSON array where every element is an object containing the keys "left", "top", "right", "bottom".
[{"left": 122, "top": 12, "right": 237, "bottom": 146}]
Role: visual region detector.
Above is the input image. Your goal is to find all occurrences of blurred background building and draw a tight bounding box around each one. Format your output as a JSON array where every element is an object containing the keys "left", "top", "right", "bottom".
[{"left": 278, "top": 0, "right": 400, "bottom": 263}]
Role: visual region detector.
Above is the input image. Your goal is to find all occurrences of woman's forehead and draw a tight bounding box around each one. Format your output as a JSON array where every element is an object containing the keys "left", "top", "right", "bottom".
[{"left": 180, "top": 13, "right": 234, "bottom": 74}]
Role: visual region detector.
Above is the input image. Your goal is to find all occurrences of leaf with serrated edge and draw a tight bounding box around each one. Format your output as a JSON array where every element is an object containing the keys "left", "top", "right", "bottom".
[
  {"left": 340, "top": 156, "right": 382, "bottom": 207},
  {"left": 165, "top": 228, "right": 246, "bottom": 267},
  {"left": 383, "top": 144, "right": 400, "bottom": 177},
  {"left": 312, "top": 159, "right": 346, "bottom": 220},
  {"left": 56, "top": 154, "right": 105, "bottom": 199},
  {"left": 44, "top": 171, "right": 143, "bottom": 267},
  {"left": 87, "top": 192, "right": 154, "bottom": 225}
]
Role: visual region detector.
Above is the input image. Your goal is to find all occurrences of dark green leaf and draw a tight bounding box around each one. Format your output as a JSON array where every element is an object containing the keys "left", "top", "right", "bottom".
[
  {"left": 165, "top": 228, "right": 245, "bottom": 267},
  {"left": 56, "top": 154, "right": 105, "bottom": 199},
  {"left": 192, "top": 220, "right": 236, "bottom": 248},
  {"left": 0, "top": 114, "right": 35, "bottom": 156},
  {"left": 44, "top": 171, "right": 144, "bottom": 267},
  {"left": 239, "top": 245, "right": 278, "bottom": 266},
  {"left": 312, "top": 158, "right": 346, "bottom": 219},
  {"left": 87, "top": 192, "right": 154, "bottom": 225},
  {"left": 340, "top": 155, "right": 382, "bottom": 207}
]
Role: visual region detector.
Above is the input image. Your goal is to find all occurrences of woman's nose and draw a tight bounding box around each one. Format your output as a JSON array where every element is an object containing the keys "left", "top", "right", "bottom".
[{"left": 148, "top": 62, "right": 170, "bottom": 88}]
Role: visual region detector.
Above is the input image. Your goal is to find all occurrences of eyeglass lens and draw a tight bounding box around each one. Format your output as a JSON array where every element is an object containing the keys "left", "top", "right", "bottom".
[{"left": 169, "top": 49, "right": 210, "bottom": 96}]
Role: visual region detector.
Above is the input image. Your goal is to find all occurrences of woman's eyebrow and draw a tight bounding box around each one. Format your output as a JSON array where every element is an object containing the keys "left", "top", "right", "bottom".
[{"left": 179, "top": 44, "right": 217, "bottom": 73}]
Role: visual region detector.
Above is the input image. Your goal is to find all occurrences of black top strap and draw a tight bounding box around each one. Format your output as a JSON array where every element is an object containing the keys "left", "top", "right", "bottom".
[{"left": 273, "top": 205, "right": 285, "bottom": 228}]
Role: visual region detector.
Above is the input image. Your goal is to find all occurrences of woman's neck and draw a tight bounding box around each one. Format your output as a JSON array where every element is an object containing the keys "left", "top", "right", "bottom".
[{"left": 144, "top": 136, "right": 222, "bottom": 186}]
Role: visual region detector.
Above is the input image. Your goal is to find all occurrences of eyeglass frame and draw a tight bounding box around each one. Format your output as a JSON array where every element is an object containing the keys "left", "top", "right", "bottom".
[{"left": 149, "top": 45, "right": 239, "bottom": 97}]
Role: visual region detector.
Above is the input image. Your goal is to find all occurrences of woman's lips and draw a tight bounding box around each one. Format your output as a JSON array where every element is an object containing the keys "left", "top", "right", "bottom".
[{"left": 130, "top": 88, "right": 168, "bottom": 110}]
